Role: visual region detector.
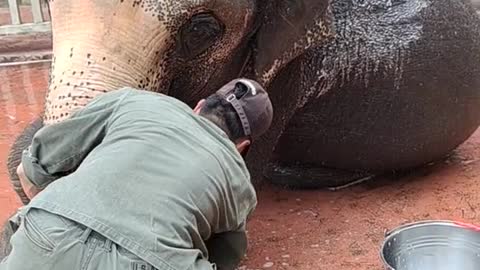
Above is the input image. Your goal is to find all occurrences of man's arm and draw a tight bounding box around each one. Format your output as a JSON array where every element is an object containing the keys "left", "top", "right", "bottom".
[
  {"left": 17, "top": 162, "right": 42, "bottom": 199},
  {"left": 206, "top": 222, "right": 249, "bottom": 270},
  {"left": 19, "top": 91, "right": 128, "bottom": 191}
]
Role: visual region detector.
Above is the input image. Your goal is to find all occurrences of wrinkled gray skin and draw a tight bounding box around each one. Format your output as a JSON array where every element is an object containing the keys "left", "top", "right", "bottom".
[
  {"left": 0, "top": 220, "right": 14, "bottom": 259},
  {"left": 256, "top": 0, "right": 480, "bottom": 187},
  {"left": 3, "top": 0, "right": 480, "bottom": 259}
]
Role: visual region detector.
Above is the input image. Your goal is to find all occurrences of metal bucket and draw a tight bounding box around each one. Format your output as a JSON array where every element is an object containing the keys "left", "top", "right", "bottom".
[{"left": 380, "top": 220, "right": 480, "bottom": 270}]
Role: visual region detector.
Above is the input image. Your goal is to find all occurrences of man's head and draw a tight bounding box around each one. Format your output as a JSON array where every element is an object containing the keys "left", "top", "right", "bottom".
[{"left": 193, "top": 79, "right": 273, "bottom": 156}]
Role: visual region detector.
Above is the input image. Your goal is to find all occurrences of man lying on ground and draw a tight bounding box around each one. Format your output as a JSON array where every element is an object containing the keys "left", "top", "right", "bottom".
[{"left": 1, "top": 78, "right": 273, "bottom": 270}]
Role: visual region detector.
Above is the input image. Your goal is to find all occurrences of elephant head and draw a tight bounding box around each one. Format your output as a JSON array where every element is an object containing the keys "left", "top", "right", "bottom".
[
  {"left": 44, "top": 0, "right": 257, "bottom": 125},
  {"left": 43, "top": 0, "right": 334, "bottom": 123}
]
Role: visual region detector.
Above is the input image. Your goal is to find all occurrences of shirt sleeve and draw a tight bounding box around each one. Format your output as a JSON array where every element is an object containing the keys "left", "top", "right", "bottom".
[
  {"left": 21, "top": 90, "right": 130, "bottom": 189},
  {"left": 206, "top": 222, "right": 249, "bottom": 270},
  {"left": 205, "top": 161, "right": 257, "bottom": 270}
]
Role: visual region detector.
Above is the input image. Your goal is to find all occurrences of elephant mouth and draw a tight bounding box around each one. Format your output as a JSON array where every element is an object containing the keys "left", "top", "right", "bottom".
[
  {"left": 168, "top": 65, "right": 224, "bottom": 107},
  {"left": 168, "top": 32, "right": 258, "bottom": 106}
]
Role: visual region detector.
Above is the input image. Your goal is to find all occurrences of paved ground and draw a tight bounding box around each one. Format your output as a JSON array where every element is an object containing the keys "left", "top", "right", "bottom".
[{"left": 1, "top": 62, "right": 479, "bottom": 269}]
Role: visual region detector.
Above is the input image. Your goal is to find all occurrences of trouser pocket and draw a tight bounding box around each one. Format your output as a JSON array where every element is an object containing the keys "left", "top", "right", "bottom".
[
  {"left": 21, "top": 208, "right": 77, "bottom": 254},
  {"left": 22, "top": 209, "right": 56, "bottom": 252}
]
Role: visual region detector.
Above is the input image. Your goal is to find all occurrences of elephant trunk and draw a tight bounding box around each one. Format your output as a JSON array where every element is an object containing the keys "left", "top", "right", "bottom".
[
  {"left": 44, "top": 0, "right": 175, "bottom": 125},
  {"left": 6, "top": 118, "right": 44, "bottom": 205},
  {"left": 0, "top": 217, "right": 16, "bottom": 261}
]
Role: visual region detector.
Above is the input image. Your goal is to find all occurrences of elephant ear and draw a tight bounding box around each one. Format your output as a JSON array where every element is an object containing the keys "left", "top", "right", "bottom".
[{"left": 254, "top": 0, "right": 333, "bottom": 85}]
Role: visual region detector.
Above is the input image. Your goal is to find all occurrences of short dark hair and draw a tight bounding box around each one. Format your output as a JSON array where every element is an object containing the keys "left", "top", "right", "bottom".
[{"left": 199, "top": 83, "right": 249, "bottom": 141}]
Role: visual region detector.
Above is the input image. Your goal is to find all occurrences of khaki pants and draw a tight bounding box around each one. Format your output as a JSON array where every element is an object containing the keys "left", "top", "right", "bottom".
[{"left": 1, "top": 208, "right": 157, "bottom": 270}]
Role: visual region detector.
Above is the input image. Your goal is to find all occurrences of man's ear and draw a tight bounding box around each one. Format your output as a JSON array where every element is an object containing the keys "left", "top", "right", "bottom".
[
  {"left": 236, "top": 139, "right": 251, "bottom": 155},
  {"left": 193, "top": 99, "right": 206, "bottom": 114}
]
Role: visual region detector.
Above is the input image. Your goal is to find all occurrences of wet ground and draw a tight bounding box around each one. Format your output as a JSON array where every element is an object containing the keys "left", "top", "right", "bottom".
[
  {"left": 0, "top": 61, "right": 49, "bottom": 221},
  {"left": 0, "top": 62, "right": 479, "bottom": 269}
]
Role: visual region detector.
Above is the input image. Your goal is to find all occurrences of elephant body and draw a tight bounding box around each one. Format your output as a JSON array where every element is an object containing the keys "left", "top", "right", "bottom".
[
  {"left": 5, "top": 0, "right": 480, "bottom": 205},
  {"left": 264, "top": 0, "right": 480, "bottom": 186}
]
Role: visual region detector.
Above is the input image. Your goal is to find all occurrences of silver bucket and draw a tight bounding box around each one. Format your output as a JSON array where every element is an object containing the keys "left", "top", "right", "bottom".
[{"left": 380, "top": 220, "right": 480, "bottom": 270}]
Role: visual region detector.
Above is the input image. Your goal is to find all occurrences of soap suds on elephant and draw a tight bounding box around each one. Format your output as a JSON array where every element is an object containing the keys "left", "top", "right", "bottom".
[{"left": 298, "top": 0, "right": 430, "bottom": 108}]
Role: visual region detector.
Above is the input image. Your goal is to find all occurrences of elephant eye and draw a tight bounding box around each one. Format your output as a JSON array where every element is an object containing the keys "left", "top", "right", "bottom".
[{"left": 175, "top": 12, "right": 225, "bottom": 60}]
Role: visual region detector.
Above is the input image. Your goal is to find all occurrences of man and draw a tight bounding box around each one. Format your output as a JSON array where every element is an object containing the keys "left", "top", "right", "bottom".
[{"left": 1, "top": 78, "right": 273, "bottom": 270}]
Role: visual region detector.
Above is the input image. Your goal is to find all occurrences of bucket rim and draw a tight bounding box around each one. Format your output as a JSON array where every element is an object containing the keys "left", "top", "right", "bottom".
[{"left": 379, "top": 219, "right": 480, "bottom": 269}]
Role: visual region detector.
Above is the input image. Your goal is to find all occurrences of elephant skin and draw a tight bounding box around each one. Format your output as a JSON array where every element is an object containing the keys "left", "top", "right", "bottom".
[
  {"left": 0, "top": 220, "right": 15, "bottom": 261},
  {"left": 6, "top": 118, "right": 43, "bottom": 205},
  {"left": 252, "top": 0, "right": 480, "bottom": 188}
]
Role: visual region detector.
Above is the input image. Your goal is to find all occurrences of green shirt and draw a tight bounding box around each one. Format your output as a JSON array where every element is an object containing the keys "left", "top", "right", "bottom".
[{"left": 21, "top": 88, "right": 257, "bottom": 270}]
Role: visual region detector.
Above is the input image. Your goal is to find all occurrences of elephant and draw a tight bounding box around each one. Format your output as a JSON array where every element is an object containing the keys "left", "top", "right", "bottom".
[{"left": 5, "top": 0, "right": 480, "bottom": 209}]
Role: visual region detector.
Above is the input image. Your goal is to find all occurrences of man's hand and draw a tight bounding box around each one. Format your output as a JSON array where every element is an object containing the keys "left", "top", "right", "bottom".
[
  {"left": 16, "top": 163, "right": 43, "bottom": 200},
  {"left": 206, "top": 230, "right": 248, "bottom": 270}
]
